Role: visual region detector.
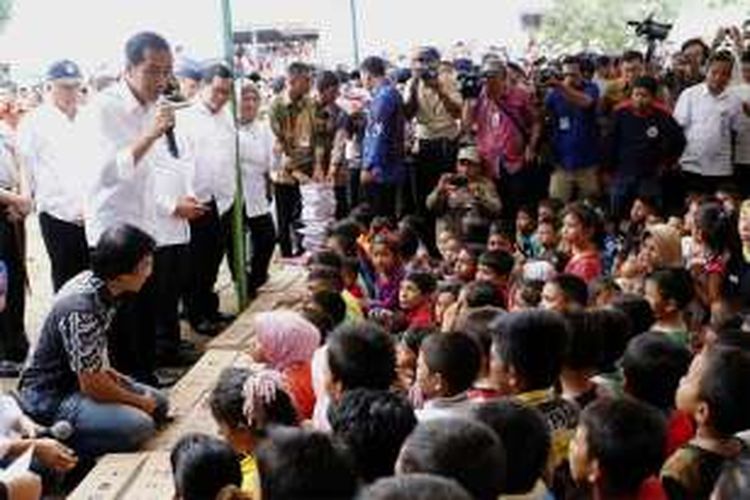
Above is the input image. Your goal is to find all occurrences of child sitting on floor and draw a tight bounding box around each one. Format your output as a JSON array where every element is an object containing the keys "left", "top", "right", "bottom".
[
  {"left": 569, "top": 398, "right": 667, "bottom": 500},
  {"left": 398, "top": 272, "right": 437, "bottom": 330},
  {"left": 473, "top": 400, "right": 553, "bottom": 499},
  {"left": 661, "top": 346, "right": 750, "bottom": 499},
  {"left": 171, "top": 433, "right": 251, "bottom": 500},
  {"left": 541, "top": 273, "right": 589, "bottom": 313},
  {"left": 249, "top": 311, "right": 320, "bottom": 420},
  {"left": 369, "top": 233, "right": 405, "bottom": 312},
  {"left": 620, "top": 332, "right": 694, "bottom": 458},
  {"left": 476, "top": 249, "right": 514, "bottom": 308},
  {"left": 644, "top": 268, "right": 694, "bottom": 348},
  {"left": 489, "top": 310, "right": 579, "bottom": 476},
  {"left": 414, "top": 333, "right": 480, "bottom": 421},
  {"left": 209, "top": 367, "right": 299, "bottom": 495}
]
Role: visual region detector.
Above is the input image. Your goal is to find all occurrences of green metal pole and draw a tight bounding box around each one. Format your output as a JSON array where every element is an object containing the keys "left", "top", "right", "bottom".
[
  {"left": 221, "top": 0, "right": 249, "bottom": 309},
  {"left": 349, "top": 0, "right": 360, "bottom": 67}
]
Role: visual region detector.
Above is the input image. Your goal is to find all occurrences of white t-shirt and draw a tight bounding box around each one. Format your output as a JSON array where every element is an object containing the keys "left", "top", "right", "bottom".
[
  {"left": 674, "top": 82, "right": 742, "bottom": 177},
  {"left": 731, "top": 83, "right": 750, "bottom": 166},
  {"left": 81, "top": 82, "right": 160, "bottom": 246},
  {"left": 16, "top": 102, "right": 86, "bottom": 222}
]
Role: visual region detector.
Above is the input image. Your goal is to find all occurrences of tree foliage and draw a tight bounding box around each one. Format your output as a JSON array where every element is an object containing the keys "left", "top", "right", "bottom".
[
  {"left": 537, "top": 0, "right": 680, "bottom": 54},
  {"left": 0, "top": 0, "right": 12, "bottom": 35}
]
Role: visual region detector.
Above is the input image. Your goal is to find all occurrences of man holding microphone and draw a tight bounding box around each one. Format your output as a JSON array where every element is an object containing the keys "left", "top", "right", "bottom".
[{"left": 81, "top": 31, "right": 187, "bottom": 385}]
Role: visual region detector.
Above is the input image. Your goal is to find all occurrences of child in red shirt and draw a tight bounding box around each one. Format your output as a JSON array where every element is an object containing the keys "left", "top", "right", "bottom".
[
  {"left": 562, "top": 202, "right": 603, "bottom": 284},
  {"left": 398, "top": 272, "right": 438, "bottom": 330}
]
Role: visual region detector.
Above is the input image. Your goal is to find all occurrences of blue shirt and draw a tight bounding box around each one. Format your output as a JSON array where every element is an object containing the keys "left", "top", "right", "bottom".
[
  {"left": 545, "top": 81, "right": 600, "bottom": 169},
  {"left": 363, "top": 81, "right": 405, "bottom": 184}
]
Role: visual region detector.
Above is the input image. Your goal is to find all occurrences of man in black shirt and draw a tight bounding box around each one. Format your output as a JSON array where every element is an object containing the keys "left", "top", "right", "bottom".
[
  {"left": 19, "top": 224, "right": 168, "bottom": 459},
  {"left": 609, "top": 76, "right": 685, "bottom": 218}
]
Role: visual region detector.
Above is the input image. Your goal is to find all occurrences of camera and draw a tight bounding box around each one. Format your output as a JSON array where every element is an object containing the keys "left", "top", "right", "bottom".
[
  {"left": 457, "top": 67, "right": 483, "bottom": 100},
  {"left": 449, "top": 174, "right": 469, "bottom": 188},
  {"left": 536, "top": 64, "right": 562, "bottom": 87},
  {"left": 627, "top": 14, "right": 673, "bottom": 42},
  {"left": 421, "top": 67, "right": 439, "bottom": 81}
]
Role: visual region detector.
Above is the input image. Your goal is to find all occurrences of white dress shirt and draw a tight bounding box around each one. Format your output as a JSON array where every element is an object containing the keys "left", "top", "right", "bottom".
[
  {"left": 80, "top": 81, "right": 168, "bottom": 246},
  {"left": 181, "top": 100, "right": 236, "bottom": 215},
  {"left": 16, "top": 102, "right": 86, "bottom": 222},
  {"left": 238, "top": 118, "right": 275, "bottom": 219},
  {"left": 0, "top": 128, "right": 16, "bottom": 189},
  {"left": 674, "top": 82, "right": 742, "bottom": 177},
  {"left": 731, "top": 83, "right": 750, "bottom": 166},
  {"left": 153, "top": 129, "right": 195, "bottom": 247}
]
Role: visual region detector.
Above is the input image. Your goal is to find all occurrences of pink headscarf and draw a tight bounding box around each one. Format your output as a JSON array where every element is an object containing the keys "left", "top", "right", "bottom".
[{"left": 254, "top": 310, "right": 321, "bottom": 371}]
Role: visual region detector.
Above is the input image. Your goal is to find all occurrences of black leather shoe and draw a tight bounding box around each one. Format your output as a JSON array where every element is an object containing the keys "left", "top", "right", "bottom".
[
  {"left": 211, "top": 311, "right": 236, "bottom": 324},
  {"left": 191, "top": 319, "right": 223, "bottom": 337},
  {"left": 156, "top": 345, "right": 202, "bottom": 367}
]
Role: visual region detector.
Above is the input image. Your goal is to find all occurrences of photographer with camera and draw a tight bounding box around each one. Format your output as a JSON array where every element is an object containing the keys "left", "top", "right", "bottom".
[
  {"left": 544, "top": 55, "right": 601, "bottom": 203},
  {"left": 467, "top": 58, "right": 541, "bottom": 219},
  {"left": 601, "top": 50, "right": 646, "bottom": 114},
  {"left": 404, "top": 46, "right": 462, "bottom": 253},
  {"left": 425, "top": 145, "right": 500, "bottom": 240}
]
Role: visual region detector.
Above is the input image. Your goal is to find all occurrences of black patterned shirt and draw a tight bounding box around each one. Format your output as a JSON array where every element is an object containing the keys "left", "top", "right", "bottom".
[{"left": 19, "top": 271, "right": 117, "bottom": 422}]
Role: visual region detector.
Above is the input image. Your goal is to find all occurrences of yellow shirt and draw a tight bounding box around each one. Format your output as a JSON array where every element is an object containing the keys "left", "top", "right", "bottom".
[
  {"left": 241, "top": 455, "right": 258, "bottom": 497},
  {"left": 342, "top": 290, "right": 364, "bottom": 322}
]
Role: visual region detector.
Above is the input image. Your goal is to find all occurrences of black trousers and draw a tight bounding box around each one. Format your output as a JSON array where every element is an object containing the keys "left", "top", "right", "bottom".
[
  {"left": 106, "top": 272, "right": 156, "bottom": 384},
  {"left": 0, "top": 217, "right": 28, "bottom": 362},
  {"left": 223, "top": 211, "right": 276, "bottom": 297},
  {"left": 682, "top": 171, "right": 732, "bottom": 197},
  {"left": 364, "top": 181, "right": 398, "bottom": 220},
  {"left": 334, "top": 185, "right": 349, "bottom": 220},
  {"left": 185, "top": 201, "right": 225, "bottom": 324},
  {"left": 348, "top": 167, "right": 362, "bottom": 210},
  {"left": 38, "top": 212, "right": 89, "bottom": 292},
  {"left": 273, "top": 183, "right": 302, "bottom": 258},
  {"left": 498, "top": 165, "right": 545, "bottom": 221},
  {"left": 153, "top": 244, "right": 187, "bottom": 357},
  {"left": 412, "top": 138, "right": 458, "bottom": 254}
]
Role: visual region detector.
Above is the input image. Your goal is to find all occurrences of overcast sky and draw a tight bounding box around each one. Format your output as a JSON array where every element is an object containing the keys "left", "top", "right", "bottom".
[
  {"left": 0, "top": 0, "right": 547, "bottom": 78},
  {"left": 0, "top": 0, "right": 745, "bottom": 80}
]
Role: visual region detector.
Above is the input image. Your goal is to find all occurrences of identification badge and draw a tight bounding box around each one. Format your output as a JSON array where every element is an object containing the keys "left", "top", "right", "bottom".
[
  {"left": 491, "top": 112, "right": 500, "bottom": 128},
  {"left": 559, "top": 116, "right": 571, "bottom": 131},
  {"left": 646, "top": 126, "right": 659, "bottom": 139}
]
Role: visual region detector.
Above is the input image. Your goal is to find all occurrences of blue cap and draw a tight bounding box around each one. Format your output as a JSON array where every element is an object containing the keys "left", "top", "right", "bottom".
[
  {"left": 47, "top": 59, "right": 82, "bottom": 83},
  {"left": 175, "top": 59, "right": 202, "bottom": 81}
]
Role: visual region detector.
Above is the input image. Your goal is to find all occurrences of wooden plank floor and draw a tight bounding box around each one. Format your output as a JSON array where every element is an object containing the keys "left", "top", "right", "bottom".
[
  {"left": 208, "top": 265, "right": 307, "bottom": 351},
  {"left": 71, "top": 265, "right": 305, "bottom": 499}
]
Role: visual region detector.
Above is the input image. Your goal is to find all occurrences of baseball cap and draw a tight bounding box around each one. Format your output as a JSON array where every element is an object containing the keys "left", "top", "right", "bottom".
[
  {"left": 47, "top": 60, "right": 82, "bottom": 84},
  {"left": 457, "top": 145, "right": 481, "bottom": 164},
  {"left": 480, "top": 58, "right": 506, "bottom": 77}
]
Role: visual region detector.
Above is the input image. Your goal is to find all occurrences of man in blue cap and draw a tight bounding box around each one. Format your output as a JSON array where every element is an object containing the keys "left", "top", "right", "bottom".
[
  {"left": 175, "top": 60, "right": 202, "bottom": 101},
  {"left": 17, "top": 59, "right": 89, "bottom": 293}
]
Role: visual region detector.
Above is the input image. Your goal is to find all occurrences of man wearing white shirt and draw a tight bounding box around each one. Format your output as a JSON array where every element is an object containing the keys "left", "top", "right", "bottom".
[
  {"left": 152, "top": 131, "right": 205, "bottom": 366},
  {"left": 180, "top": 64, "right": 236, "bottom": 334},
  {"left": 17, "top": 60, "right": 89, "bottom": 292},
  {"left": 0, "top": 128, "right": 31, "bottom": 377},
  {"left": 674, "top": 51, "right": 743, "bottom": 195},
  {"left": 238, "top": 82, "right": 276, "bottom": 299},
  {"left": 733, "top": 50, "right": 750, "bottom": 197},
  {"left": 80, "top": 31, "right": 176, "bottom": 384}
]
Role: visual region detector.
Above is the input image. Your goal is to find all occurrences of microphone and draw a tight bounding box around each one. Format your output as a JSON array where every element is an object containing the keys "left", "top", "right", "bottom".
[
  {"left": 36, "top": 420, "right": 74, "bottom": 441},
  {"left": 165, "top": 126, "right": 179, "bottom": 158},
  {"left": 158, "top": 92, "right": 186, "bottom": 159}
]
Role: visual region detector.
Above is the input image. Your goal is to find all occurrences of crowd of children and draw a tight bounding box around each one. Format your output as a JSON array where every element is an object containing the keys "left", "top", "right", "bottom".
[{"left": 162, "top": 186, "right": 750, "bottom": 500}]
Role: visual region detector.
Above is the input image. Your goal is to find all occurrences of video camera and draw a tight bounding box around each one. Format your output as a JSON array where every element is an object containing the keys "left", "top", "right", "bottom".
[
  {"left": 627, "top": 13, "right": 673, "bottom": 62},
  {"left": 627, "top": 14, "right": 673, "bottom": 42},
  {"left": 457, "top": 66, "right": 483, "bottom": 100}
]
